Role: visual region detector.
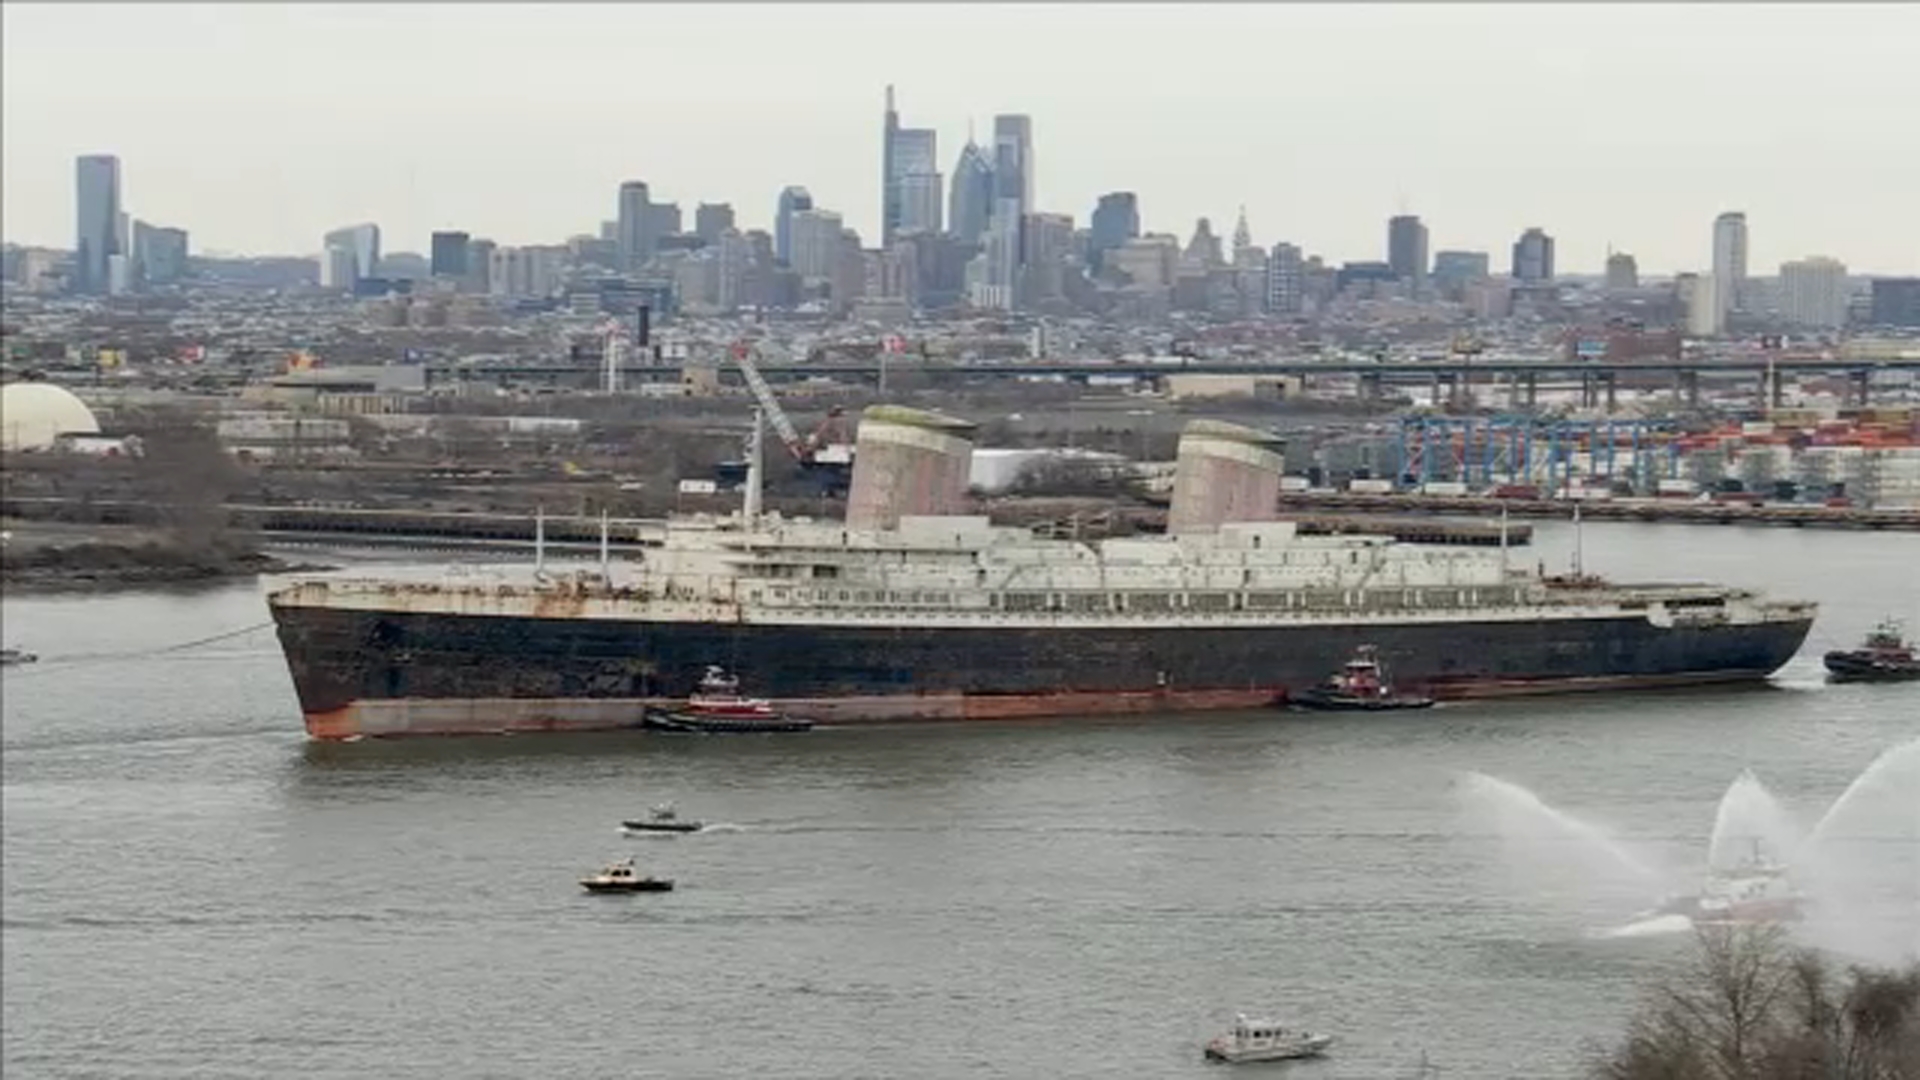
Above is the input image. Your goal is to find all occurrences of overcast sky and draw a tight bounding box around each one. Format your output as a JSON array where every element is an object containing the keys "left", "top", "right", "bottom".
[{"left": 4, "top": 3, "right": 1917, "bottom": 275}]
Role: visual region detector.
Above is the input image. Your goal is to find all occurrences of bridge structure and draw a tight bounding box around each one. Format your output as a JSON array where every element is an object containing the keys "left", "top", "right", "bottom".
[{"left": 425, "top": 354, "right": 1920, "bottom": 409}]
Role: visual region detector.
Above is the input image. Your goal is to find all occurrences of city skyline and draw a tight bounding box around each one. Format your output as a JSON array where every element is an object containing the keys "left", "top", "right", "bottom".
[{"left": 4, "top": 4, "right": 1918, "bottom": 274}]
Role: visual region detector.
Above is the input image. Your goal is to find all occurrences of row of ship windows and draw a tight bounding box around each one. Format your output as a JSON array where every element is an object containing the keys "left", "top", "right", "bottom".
[{"left": 748, "top": 586, "right": 1525, "bottom": 611}]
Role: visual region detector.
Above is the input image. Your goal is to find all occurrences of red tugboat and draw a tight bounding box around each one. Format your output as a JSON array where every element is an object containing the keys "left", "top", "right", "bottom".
[
  {"left": 642, "top": 667, "right": 815, "bottom": 733},
  {"left": 1287, "top": 645, "right": 1435, "bottom": 711},
  {"left": 1824, "top": 619, "right": 1920, "bottom": 683}
]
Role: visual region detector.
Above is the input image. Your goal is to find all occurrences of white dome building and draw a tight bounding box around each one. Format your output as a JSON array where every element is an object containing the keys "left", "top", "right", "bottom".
[{"left": 1, "top": 382, "right": 102, "bottom": 452}]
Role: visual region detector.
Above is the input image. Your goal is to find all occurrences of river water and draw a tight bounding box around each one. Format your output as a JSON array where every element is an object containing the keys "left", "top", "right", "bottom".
[{"left": 4, "top": 522, "right": 1917, "bottom": 1079}]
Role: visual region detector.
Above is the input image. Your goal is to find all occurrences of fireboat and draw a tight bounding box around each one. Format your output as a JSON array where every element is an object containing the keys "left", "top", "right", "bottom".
[
  {"left": 1286, "top": 645, "right": 1435, "bottom": 711},
  {"left": 1649, "top": 840, "right": 1806, "bottom": 926}
]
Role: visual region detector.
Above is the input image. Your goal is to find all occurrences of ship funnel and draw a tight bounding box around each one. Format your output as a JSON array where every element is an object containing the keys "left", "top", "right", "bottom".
[
  {"left": 845, "top": 404, "right": 978, "bottom": 530},
  {"left": 1166, "top": 419, "right": 1285, "bottom": 535}
]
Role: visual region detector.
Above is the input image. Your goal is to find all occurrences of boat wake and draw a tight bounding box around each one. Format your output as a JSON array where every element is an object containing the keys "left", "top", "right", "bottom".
[{"left": 1596, "top": 914, "right": 1694, "bottom": 939}]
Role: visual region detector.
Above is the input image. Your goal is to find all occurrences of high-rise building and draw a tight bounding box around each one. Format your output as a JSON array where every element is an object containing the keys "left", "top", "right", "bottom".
[
  {"left": 489, "top": 246, "right": 562, "bottom": 298},
  {"left": 1088, "top": 192, "right": 1140, "bottom": 273},
  {"left": 74, "top": 155, "right": 123, "bottom": 295},
  {"left": 789, "top": 208, "right": 844, "bottom": 280},
  {"left": 774, "top": 186, "right": 813, "bottom": 265},
  {"left": 1869, "top": 278, "right": 1920, "bottom": 328},
  {"left": 1712, "top": 211, "right": 1748, "bottom": 322},
  {"left": 323, "top": 224, "right": 380, "bottom": 282},
  {"left": 1605, "top": 251, "right": 1639, "bottom": 290},
  {"left": 1677, "top": 273, "right": 1719, "bottom": 337},
  {"left": 1432, "top": 250, "right": 1490, "bottom": 299},
  {"left": 465, "top": 238, "right": 496, "bottom": 294},
  {"left": 130, "top": 221, "right": 188, "bottom": 287},
  {"left": 1778, "top": 256, "right": 1849, "bottom": 330},
  {"left": 1230, "top": 207, "right": 1258, "bottom": 268},
  {"left": 948, "top": 140, "right": 995, "bottom": 245},
  {"left": 1265, "top": 242, "right": 1304, "bottom": 315},
  {"left": 694, "top": 203, "right": 735, "bottom": 244},
  {"left": 648, "top": 202, "right": 682, "bottom": 244},
  {"left": 430, "top": 231, "right": 471, "bottom": 279},
  {"left": 991, "top": 115, "right": 1033, "bottom": 261},
  {"left": 617, "top": 181, "right": 652, "bottom": 271},
  {"left": 881, "top": 86, "right": 942, "bottom": 246},
  {"left": 1184, "top": 219, "right": 1224, "bottom": 268},
  {"left": 1510, "top": 227, "right": 1555, "bottom": 282},
  {"left": 320, "top": 244, "right": 358, "bottom": 291},
  {"left": 1387, "top": 215, "right": 1428, "bottom": 285}
]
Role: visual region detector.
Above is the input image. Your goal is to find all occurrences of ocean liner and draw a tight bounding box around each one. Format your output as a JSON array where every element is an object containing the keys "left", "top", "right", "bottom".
[{"left": 267, "top": 408, "right": 1817, "bottom": 739}]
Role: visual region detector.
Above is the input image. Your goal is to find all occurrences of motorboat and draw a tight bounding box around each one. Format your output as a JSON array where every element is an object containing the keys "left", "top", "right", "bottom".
[
  {"left": 1647, "top": 840, "right": 1805, "bottom": 926},
  {"left": 579, "top": 856, "right": 674, "bottom": 894},
  {"left": 642, "top": 666, "right": 814, "bottom": 733},
  {"left": 1, "top": 647, "right": 37, "bottom": 666},
  {"left": 622, "top": 802, "right": 704, "bottom": 834},
  {"left": 1204, "top": 1014, "right": 1335, "bottom": 1064},
  {"left": 1287, "top": 645, "right": 1434, "bottom": 711},
  {"left": 1824, "top": 618, "right": 1920, "bottom": 682}
]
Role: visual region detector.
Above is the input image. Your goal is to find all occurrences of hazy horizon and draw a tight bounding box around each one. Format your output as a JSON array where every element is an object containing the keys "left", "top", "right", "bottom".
[{"left": 4, "top": 2, "right": 1917, "bottom": 275}]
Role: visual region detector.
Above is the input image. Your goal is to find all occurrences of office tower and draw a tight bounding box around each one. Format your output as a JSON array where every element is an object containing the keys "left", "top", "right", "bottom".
[
  {"left": 881, "top": 87, "right": 941, "bottom": 245},
  {"left": 1605, "top": 251, "right": 1639, "bottom": 290},
  {"left": 73, "top": 155, "right": 123, "bottom": 295},
  {"left": 648, "top": 202, "right": 682, "bottom": 243},
  {"left": 694, "top": 203, "right": 736, "bottom": 244},
  {"left": 1387, "top": 214, "right": 1428, "bottom": 285},
  {"left": 1231, "top": 207, "right": 1257, "bottom": 267},
  {"left": 1712, "top": 211, "right": 1748, "bottom": 322},
  {"left": 1184, "top": 218, "right": 1223, "bottom": 267},
  {"left": 1265, "top": 242, "right": 1303, "bottom": 315},
  {"left": 1088, "top": 192, "right": 1140, "bottom": 273},
  {"left": 130, "top": 221, "right": 188, "bottom": 287},
  {"left": 991, "top": 115, "right": 1033, "bottom": 261},
  {"left": 1869, "top": 278, "right": 1920, "bottom": 327},
  {"left": 320, "top": 244, "right": 358, "bottom": 291},
  {"left": 465, "top": 238, "right": 496, "bottom": 294},
  {"left": 948, "top": 139, "right": 995, "bottom": 245},
  {"left": 430, "top": 231, "right": 471, "bottom": 278},
  {"left": 322, "top": 224, "right": 380, "bottom": 281},
  {"left": 1431, "top": 250, "right": 1490, "bottom": 300},
  {"left": 775, "top": 186, "right": 813, "bottom": 265},
  {"left": 1676, "top": 273, "right": 1719, "bottom": 337},
  {"left": 1778, "top": 256, "right": 1849, "bottom": 329},
  {"left": 617, "top": 180, "right": 652, "bottom": 271},
  {"left": 790, "top": 208, "right": 844, "bottom": 280},
  {"left": 1510, "top": 227, "right": 1555, "bottom": 282}
]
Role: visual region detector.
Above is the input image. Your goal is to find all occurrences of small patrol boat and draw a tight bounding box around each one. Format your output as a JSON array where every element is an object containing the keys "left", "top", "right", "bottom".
[
  {"left": 622, "top": 802, "right": 704, "bottom": 834},
  {"left": 579, "top": 856, "right": 674, "bottom": 894},
  {"left": 1, "top": 647, "right": 38, "bottom": 666},
  {"left": 1203, "top": 1014, "right": 1335, "bottom": 1064},
  {"left": 1288, "top": 645, "right": 1434, "bottom": 711},
  {"left": 1823, "top": 618, "right": 1920, "bottom": 682},
  {"left": 642, "top": 666, "right": 814, "bottom": 733}
]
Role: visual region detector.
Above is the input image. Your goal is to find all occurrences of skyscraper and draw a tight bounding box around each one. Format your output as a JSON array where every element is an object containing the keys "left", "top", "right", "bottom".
[
  {"left": 1778, "top": 256, "right": 1849, "bottom": 329},
  {"left": 1605, "top": 251, "right": 1639, "bottom": 290},
  {"left": 1265, "top": 242, "right": 1303, "bottom": 315},
  {"left": 131, "top": 221, "right": 188, "bottom": 287},
  {"left": 879, "top": 87, "right": 942, "bottom": 246},
  {"left": 991, "top": 115, "right": 1033, "bottom": 261},
  {"left": 430, "top": 231, "right": 471, "bottom": 279},
  {"left": 948, "top": 140, "right": 995, "bottom": 245},
  {"left": 617, "top": 181, "right": 652, "bottom": 271},
  {"left": 694, "top": 203, "right": 736, "bottom": 245},
  {"left": 1387, "top": 215, "right": 1429, "bottom": 286},
  {"left": 74, "top": 155, "right": 123, "bottom": 295},
  {"left": 1510, "top": 227, "right": 1555, "bottom": 282},
  {"left": 1088, "top": 193, "right": 1140, "bottom": 273},
  {"left": 1712, "top": 211, "right": 1748, "bottom": 323},
  {"left": 789, "top": 208, "right": 844, "bottom": 280},
  {"left": 775, "top": 186, "right": 813, "bottom": 265}
]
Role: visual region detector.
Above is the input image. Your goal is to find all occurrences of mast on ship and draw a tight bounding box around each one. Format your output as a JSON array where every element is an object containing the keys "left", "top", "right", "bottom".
[
  {"left": 535, "top": 504, "right": 547, "bottom": 577},
  {"left": 743, "top": 407, "right": 765, "bottom": 526}
]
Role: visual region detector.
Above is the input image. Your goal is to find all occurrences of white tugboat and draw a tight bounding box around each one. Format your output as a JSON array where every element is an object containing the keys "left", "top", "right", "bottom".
[{"left": 1203, "top": 1014, "right": 1334, "bottom": 1063}]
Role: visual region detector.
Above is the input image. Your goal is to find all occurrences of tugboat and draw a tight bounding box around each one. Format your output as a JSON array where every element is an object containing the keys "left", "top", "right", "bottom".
[
  {"left": 642, "top": 667, "right": 814, "bottom": 733},
  {"left": 579, "top": 856, "right": 674, "bottom": 894},
  {"left": 621, "top": 802, "right": 705, "bottom": 834},
  {"left": 1203, "top": 1014, "right": 1335, "bottom": 1064},
  {"left": 1287, "top": 645, "right": 1435, "bottom": 711},
  {"left": 1, "top": 647, "right": 38, "bottom": 666},
  {"left": 1647, "top": 840, "right": 1805, "bottom": 926},
  {"left": 1824, "top": 618, "right": 1920, "bottom": 682}
]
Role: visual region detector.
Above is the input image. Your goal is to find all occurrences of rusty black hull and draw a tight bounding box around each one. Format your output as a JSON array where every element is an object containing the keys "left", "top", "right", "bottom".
[{"left": 268, "top": 603, "right": 1814, "bottom": 738}]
